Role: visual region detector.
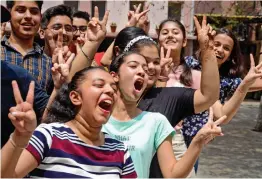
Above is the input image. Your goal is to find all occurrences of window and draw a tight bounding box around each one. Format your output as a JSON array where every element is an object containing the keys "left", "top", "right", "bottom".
[
  {"left": 129, "top": 1, "right": 145, "bottom": 11},
  {"left": 92, "top": 1, "right": 106, "bottom": 20},
  {"left": 64, "top": 1, "right": 79, "bottom": 12},
  {"left": 168, "top": 2, "right": 182, "bottom": 20}
]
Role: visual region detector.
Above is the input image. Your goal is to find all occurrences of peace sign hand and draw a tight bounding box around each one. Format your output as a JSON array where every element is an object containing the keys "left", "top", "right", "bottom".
[
  {"left": 242, "top": 54, "right": 262, "bottom": 87},
  {"left": 135, "top": 3, "right": 150, "bottom": 34},
  {"left": 52, "top": 49, "right": 75, "bottom": 89},
  {"left": 194, "top": 16, "right": 216, "bottom": 51},
  {"left": 160, "top": 47, "right": 173, "bottom": 79},
  {"left": 126, "top": 3, "right": 150, "bottom": 28},
  {"left": 46, "top": 29, "right": 64, "bottom": 57},
  {"left": 8, "top": 81, "right": 37, "bottom": 136},
  {"left": 86, "top": 6, "right": 109, "bottom": 42},
  {"left": 193, "top": 108, "right": 226, "bottom": 146}
]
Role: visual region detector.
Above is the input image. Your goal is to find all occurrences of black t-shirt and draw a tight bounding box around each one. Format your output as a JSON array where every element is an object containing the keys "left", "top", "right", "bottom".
[{"left": 138, "top": 87, "right": 196, "bottom": 178}]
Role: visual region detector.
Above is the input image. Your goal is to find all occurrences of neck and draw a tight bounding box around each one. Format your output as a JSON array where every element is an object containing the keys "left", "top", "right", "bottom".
[
  {"left": 8, "top": 33, "right": 34, "bottom": 56},
  {"left": 112, "top": 93, "right": 142, "bottom": 121},
  {"left": 67, "top": 114, "right": 104, "bottom": 146},
  {"left": 44, "top": 45, "right": 51, "bottom": 57},
  {"left": 170, "top": 50, "right": 181, "bottom": 67}
]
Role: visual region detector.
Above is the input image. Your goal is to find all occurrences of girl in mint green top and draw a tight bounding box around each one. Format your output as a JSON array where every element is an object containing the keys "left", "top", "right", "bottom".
[{"left": 102, "top": 50, "right": 227, "bottom": 178}]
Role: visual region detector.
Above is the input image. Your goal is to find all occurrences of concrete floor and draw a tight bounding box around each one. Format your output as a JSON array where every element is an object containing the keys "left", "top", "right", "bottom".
[{"left": 197, "top": 102, "right": 262, "bottom": 178}]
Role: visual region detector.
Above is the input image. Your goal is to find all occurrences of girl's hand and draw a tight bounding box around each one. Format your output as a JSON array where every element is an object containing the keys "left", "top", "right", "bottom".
[
  {"left": 126, "top": 3, "right": 150, "bottom": 28},
  {"left": 159, "top": 47, "right": 173, "bottom": 80},
  {"left": 133, "top": 3, "right": 150, "bottom": 34},
  {"left": 242, "top": 54, "right": 262, "bottom": 87},
  {"left": 193, "top": 108, "right": 226, "bottom": 146},
  {"left": 8, "top": 81, "right": 37, "bottom": 136},
  {"left": 194, "top": 16, "right": 216, "bottom": 51},
  {"left": 86, "top": 6, "right": 109, "bottom": 42}
]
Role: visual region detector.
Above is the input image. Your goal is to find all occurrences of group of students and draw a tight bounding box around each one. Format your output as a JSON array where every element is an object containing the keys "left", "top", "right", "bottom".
[{"left": 1, "top": 1, "right": 262, "bottom": 178}]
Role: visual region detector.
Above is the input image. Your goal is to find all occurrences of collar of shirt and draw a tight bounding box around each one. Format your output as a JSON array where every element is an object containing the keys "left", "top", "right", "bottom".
[{"left": 1, "top": 35, "right": 42, "bottom": 55}]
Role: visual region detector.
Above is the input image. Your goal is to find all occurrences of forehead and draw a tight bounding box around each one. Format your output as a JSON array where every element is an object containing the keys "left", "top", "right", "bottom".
[
  {"left": 139, "top": 45, "right": 159, "bottom": 59},
  {"left": 73, "top": 17, "right": 88, "bottom": 26},
  {"left": 86, "top": 69, "right": 114, "bottom": 82},
  {"left": 214, "top": 34, "right": 234, "bottom": 46},
  {"left": 48, "top": 15, "right": 72, "bottom": 26},
  {"left": 124, "top": 53, "right": 147, "bottom": 65},
  {"left": 161, "top": 21, "right": 181, "bottom": 30},
  {"left": 12, "top": 1, "right": 39, "bottom": 9}
]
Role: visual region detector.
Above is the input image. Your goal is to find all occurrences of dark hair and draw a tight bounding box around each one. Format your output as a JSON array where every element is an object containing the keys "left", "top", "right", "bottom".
[
  {"left": 73, "top": 10, "right": 90, "bottom": 22},
  {"left": 110, "top": 51, "right": 143, "bottom": 73},
  {"left": 41, "top": 4, "right": 73, "bottom": 29},
  {"left": 6, "top": 0, "right": 43, "bottom": 10},
  {"left": 44, "top": 67, "right": 105, "bottom": 124},
  {"left": 114, "top": 27, "right": 155, "bottom": 54},
  {"left": 158, "top": 19, "right": 193, "bottom": 86},
  {"left": 216, "top": 28, "right": 245, "bottom": 78}
]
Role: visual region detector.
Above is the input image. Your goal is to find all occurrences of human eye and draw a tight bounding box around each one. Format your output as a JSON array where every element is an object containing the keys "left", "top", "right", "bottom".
[
  {"left": 16, "top": 6, "right": 26, "bottom": 13},
  {"left": 30, "top": 8, "right": 40, "bottom": 15},
  {"left": 52, "top": 24, "right": 62, "bottom": 31}
]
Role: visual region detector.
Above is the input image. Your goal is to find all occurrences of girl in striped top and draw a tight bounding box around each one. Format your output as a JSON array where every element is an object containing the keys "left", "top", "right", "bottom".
[{"left": 1, "top": 66, "right": 137, "bottom": 178}]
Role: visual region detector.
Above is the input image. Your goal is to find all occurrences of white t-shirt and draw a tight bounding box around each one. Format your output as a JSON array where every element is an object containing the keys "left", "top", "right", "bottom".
[{"left": 102, "top": 111, "right": 175, "bottom": 178}]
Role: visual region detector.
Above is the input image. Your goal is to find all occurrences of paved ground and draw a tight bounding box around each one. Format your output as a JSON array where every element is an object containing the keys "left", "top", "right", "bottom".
[{"left": 197, "top": 101, "right": 262, "bottom": 178}]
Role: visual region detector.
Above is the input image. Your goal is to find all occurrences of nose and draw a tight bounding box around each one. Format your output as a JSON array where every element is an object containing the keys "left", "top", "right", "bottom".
[
  {"left": 215, "top": 45, "right": 223, "bottom": 53},
  {"left": 148, "top": 62, "right": 155, "bottom": 73},
  {"left": 104, "top": 84, "right": 115, "bottom": 97},
  {"left": 137, "top": 66, "right": 145, "bottom": 78},
  {"left": 24, "top": 9, "right": 32, "bottom": 19}
]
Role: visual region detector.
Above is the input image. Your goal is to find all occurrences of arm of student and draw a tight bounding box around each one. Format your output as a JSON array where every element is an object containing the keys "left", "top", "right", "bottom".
[
  {"left": 157, "top": 135, "right": 202, "bottom": 178},
  {"left": 1, "top": 132, "right": 38, "bottom": 178},
  {"left": 69, "top": 7, "right": 109, "bottom": 80},
  {"left": 100, "top": 40, "right": 115, "bottom": 68},
  {"left": 248, "top": 78, "right": 262, "bottom": 92},
  {"left": 193, "top": 16, "right": 220, "bottom": 113}
]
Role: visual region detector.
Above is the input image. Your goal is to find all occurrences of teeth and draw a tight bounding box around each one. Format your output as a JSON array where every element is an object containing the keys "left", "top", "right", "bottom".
[{"left": 104, "top": 100, "right": 112, "bottom": 104}]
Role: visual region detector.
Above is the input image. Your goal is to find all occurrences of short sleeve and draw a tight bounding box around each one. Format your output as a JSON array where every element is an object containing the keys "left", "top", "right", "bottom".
[
  {"left": 154, "top": 113, "right": 175, "bottom": 149},
  {"left": 26, "top": 124, "right": 53, "bottom": 165},
  {"left": 121, "top": 146, "right": 138, "bottom": 178}
]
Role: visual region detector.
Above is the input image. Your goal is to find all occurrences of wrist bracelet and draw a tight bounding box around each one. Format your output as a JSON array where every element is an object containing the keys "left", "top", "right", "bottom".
[
  {"left": 9, "top": 132, "right": 29, "bottom": 149},
  {"left": 80, "top": 47, "right": 92, "bottom": 62}
]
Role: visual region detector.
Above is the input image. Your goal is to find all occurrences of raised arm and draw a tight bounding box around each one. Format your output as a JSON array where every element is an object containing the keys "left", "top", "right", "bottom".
[
  {"left": 212, "top": 54, "right": 262, "bottom": 124},
  {"left": 193, "top": 16, "right": 220, "bottom": 113},
  {"left": 157, "top": 110, "right": 226, "bottom": 178},
  {"left": 1, "top": 81, "right": 38, "bottom": 178},
  {"left": 69, "top": 7, "right": 109, "bottom": 80}
]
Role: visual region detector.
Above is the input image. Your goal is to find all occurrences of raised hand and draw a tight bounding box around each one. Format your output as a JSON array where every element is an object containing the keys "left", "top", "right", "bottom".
[
  {"left": 126, "top": 3, "right": 150, "bottom": 28},
  {"left": 86, "top": 6, "right": 109, "bottom": 42},
  {"left": 194, "top": 16, "right": 216, "bottom": 51},
  {"left": 193, "top": 108, "right": 226, "bottom": 145},
  {"left": 47, "top": 30, "right": 64, "bottom": 58},
  {"left": 159, "top": 47, "right": 173, "bottom": 80},
  {"left": 242, "top": 54, "right": 262, "bottom": 87},
  {"left": 8, "top": 81, "right": 37, "bottom": 135},
  {"left": 52, "top": 49, "right": 75, "bottom": 89},
  {"left": 134, "top": 3, "right": 150, "bottom": 33}
]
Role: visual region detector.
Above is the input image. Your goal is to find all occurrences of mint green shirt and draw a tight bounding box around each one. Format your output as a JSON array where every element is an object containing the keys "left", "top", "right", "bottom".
[{"left": 102, "top": 111, "right": 175, "bottom": 178}]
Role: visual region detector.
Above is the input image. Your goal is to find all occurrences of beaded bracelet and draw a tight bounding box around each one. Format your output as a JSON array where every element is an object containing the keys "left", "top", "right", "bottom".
[{"left": 9, "top": 133, "right": 29, "bottom": 149}]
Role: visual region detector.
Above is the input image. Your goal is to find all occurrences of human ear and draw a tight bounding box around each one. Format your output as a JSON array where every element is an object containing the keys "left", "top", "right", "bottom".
[
  {"left": 69, "top": 91, "right": 82, "bottom": 106},
  {"left": 110, "top": 71, "right": 119, "bottom": 83}
]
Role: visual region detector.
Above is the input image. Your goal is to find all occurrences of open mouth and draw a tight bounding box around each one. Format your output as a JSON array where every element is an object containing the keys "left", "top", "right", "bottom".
[
  {"left": 216, "top": 55, "right": 223, "bottom": 60},
  {"left": 134, "top": 79, "right": 144, "bottom": 92},
  {"left": 98, "top": 99, "right": 113, "bottom": 113},
  {"left": 166, "top": 40, "right": 176, "bottom": 44}
]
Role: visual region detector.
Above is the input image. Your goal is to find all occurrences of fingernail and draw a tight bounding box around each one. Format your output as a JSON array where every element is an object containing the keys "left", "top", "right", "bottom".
[{"left": 12, "top": 112, "right": 18, "bottom": 116}]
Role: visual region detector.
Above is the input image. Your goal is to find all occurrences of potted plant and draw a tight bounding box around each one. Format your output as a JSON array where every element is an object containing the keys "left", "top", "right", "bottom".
[
  {"left": 155, "top": 25, "right": 160, "bottom": 35},
  {"left": 110, "top": 22, "right": 117, "bottom": 33}
]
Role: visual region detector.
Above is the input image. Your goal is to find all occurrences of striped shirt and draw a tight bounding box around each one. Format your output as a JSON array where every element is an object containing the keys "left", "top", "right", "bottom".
[
  {"left": 1, "top": 37, "right": 52, "bottom": 91},
  {"left": 26, "top": 123, "right": 137, "bottom": 178}
]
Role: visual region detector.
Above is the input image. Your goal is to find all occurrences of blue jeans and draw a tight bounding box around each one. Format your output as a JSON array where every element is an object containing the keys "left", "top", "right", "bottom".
[{"left": 184, "top": 135, "right": 199, "bottom": 174}]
